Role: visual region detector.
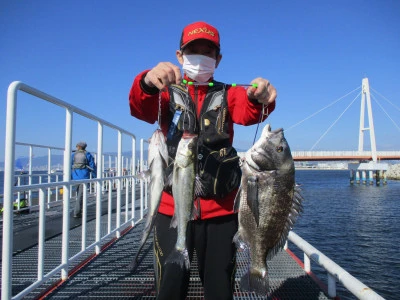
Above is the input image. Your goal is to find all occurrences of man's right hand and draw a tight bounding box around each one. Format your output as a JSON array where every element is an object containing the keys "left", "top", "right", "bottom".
[{"left": 144, "top": 62, "right": 182, "bottom": 90}]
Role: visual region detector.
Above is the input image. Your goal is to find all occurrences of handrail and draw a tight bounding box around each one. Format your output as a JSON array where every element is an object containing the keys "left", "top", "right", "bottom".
[
  {"left": 1, "top": 81, "right": 143, "bottom": 300},
  {"left": 286, "top": 231, "right": 385, "bottom": 299}
]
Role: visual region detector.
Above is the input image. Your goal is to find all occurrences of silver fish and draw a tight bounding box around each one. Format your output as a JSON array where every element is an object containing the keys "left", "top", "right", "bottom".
[
  {"left": 128, "top": 129, "right": 168, "bottom": 272},
  {"left": 233, "top": 124, "right": 303, "bottom": 295},
  {"left": 166, "top": 132, "right": 198, "bottom": 269}
]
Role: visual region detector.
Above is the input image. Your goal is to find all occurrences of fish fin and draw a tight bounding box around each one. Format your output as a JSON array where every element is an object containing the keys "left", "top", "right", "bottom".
[
  {"left": 194, "top": 175, "right": 205, "bottom": 197},
  {"left": 170, "top": 213, "right": 178, "bottom": 228},
  {"left": 233, "top": 231, "right": 248, "bottom": 251},
  {"left": 240, "top": 269, "right": 269, "bottom": 296},
  {"left": 266, "top": 242, "right": 285, "bottom": 261},
  {"left": 246, "top": 175, "right": 260, "bottom": 227},
  {"left": 293, "top": 185, "right": 304, "bottom": 213},
  {"left": 160, "top": 150, "right": 169, "bottom": 168},
  {"left": 288, "top": 185, "right": 304, "bottom": 228},
  {"left": 233, "top": 185, "right": 241, "bottom": 212},
  {"left": 165, "top": 248, "right": 190, "bottom": 270},
  {"left": 266, "top": 185, "right": 305, "bottom": 261}
]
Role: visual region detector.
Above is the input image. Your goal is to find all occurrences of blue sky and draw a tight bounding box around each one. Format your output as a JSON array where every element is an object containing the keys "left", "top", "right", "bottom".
[{"left": 1, "top": 0, "right": 399, "bottom": 161}]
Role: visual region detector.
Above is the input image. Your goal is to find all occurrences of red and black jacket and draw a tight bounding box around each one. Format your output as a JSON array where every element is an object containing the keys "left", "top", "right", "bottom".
[{"left": 129, "top": 70, "right": 275, "bottom": 220}]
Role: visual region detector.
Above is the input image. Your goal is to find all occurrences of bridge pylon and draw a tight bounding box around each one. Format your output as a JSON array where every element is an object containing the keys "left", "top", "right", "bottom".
[
  {"left": 349, "top": 77, "right": 388, "bottom": 185},
  {"left": 358, "top": 77, "right": 377, "bottom": 162}
]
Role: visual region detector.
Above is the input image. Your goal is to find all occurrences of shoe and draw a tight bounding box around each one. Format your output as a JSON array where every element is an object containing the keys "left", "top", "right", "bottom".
[{"left": 73, "top": 213, "right": 82, "bottom": 218}]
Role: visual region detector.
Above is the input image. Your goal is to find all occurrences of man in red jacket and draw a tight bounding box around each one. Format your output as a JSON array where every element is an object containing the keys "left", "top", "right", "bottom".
[{"left": 129, "top": 21, "right": 277, "bottom": 300}]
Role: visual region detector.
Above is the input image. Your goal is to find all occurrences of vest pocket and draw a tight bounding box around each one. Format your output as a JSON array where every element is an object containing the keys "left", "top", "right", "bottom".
[{"left": 198, "top": 146, "right": 241, "bottom": 199}]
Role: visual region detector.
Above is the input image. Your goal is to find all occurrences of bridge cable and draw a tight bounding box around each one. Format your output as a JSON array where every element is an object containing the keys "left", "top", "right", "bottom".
[
  {"left": 370, "top": 87, "right": 400, "bottom": 113},
  {"left": 310, "top": 91, "right": 361, "bottom": 151},
  {"left": 286, "top": 86, "right": 361, "bottom": 132},
  {"left": 370, "top": 93, "right": 400, "bottom": 132}
]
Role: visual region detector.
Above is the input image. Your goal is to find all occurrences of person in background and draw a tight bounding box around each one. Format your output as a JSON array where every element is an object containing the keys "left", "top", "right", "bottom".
[
  {"left": 71, "top": 141, "right": 96, "bottom": 218},
  {"left": 129, "top": 21, "right": 277, "bottom": 299}
]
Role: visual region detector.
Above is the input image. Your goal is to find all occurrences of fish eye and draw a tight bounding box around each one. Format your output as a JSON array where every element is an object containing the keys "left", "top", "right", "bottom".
[{"left": 276, "top": 146, "right": 283, "bottom": 153}]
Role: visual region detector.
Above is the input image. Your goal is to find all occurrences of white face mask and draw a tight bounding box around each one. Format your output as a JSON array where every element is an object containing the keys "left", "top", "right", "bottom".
[{"left": 182, "top": 54, "right": 216, "bottom": 82}]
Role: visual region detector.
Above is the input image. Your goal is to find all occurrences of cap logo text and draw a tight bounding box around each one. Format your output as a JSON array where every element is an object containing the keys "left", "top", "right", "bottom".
[{"left": 187, "top": 27, "right": 215, "bottom": 37}]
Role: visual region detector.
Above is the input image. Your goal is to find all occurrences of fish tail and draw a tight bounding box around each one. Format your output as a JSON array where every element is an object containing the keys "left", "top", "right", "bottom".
[
  {"left": 170, "top": 213, "right": 178, "bottom": 228},
  {"left": 128, "top": 214, "right": 158, "bottom": 273},
  {"left": 127, "top": 233, "right": 148, "bottom": 273},
  {"left": 165, "top": 248, "right": 190, "bottom": 270},
  {"left": 240, "top": 270, "right": 269, "bottom": 296},
  {"left": 127, "top": 257, "right": 139, "bottom": 273}
]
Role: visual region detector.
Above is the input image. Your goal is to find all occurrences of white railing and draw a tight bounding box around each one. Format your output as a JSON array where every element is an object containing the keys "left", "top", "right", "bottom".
[
  {"left": 1, "top": 81, "right": 146, "bottom": 300},
  {"left": 7, "top": 142, "right": 135, "bottom": 213},
  {"left": 286, "top": 231, "right": 385, "bottom": 300}
]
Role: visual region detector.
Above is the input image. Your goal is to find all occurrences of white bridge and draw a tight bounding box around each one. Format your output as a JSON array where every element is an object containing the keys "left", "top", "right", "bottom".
[{"left": 291, "top": 150, "right": 400, "bottom": 161}]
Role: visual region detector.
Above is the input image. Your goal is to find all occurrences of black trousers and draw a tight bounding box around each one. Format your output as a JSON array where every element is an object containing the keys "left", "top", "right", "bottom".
[{"left": 153, "top": 213, "right": 238, "bottom": 300}]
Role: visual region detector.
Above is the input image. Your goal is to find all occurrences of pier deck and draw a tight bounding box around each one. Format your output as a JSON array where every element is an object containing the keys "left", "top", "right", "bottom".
[{"left": 0, "top": 196, "right": 329, "bottom": 300}]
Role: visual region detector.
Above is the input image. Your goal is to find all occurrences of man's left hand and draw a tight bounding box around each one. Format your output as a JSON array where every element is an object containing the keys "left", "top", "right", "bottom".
[{"left": 247, "top": 77, "right": 277, "bottom": 106}]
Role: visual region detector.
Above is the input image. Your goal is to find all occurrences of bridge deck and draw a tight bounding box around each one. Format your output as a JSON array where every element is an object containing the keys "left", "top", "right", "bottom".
[{"left": 1, "top": 201, "right": 330, "bottom": 299}]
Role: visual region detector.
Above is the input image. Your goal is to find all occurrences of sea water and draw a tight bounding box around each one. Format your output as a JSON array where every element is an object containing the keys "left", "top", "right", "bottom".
[{"left": 292, "top": 169, "right": 399, "bottom": 299}]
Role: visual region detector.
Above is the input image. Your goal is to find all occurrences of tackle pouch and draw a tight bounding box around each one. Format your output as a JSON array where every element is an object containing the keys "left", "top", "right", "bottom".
[{"left": 197, "top": 145, "right": 241, "bottom": 199}]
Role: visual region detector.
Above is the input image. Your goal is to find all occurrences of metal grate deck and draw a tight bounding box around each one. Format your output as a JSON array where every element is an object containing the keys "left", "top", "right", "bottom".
[{"left": 2, "top": 202, "right": 330, "bottom": 299}]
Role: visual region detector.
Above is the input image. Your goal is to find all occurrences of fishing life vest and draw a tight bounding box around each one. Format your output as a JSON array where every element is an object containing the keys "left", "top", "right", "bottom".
[
  {"left": 164, "top": 83, "right": 241, "bottom": 199},
  {"left": 72, "top": 150, "right": 88, "bottom": 169}
]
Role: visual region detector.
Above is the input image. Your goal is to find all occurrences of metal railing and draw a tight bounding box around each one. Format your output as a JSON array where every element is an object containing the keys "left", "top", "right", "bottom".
[
  {"left": 286, "top": 231, "right": 385, "bottom": 299},
  {"left": 6, "top": 142, "right": 135, "bottom": 213},
  {"left": 1, "top": 81, "right": 144, "bottom": 300}
]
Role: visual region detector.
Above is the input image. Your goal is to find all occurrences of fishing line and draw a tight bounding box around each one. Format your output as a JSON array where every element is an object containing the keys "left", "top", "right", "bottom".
[
  {"left": 182, "top": 79, "right": 258, "bottom": 88},
  {"left": 252, "top": 104, "right": 268, "bottom": 145},
  {"left": 182, "top": 80, "right": 268, "bottom": 146},
  {"left": 157, "top": 89, "right": 163, "bottom": 129},
  {"left": 157, "top": 79, "right": 258, "bottom": 131}
]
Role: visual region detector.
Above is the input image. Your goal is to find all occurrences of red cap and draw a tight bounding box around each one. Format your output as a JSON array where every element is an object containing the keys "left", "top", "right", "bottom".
[{"left": 180, "top": 21, "right": 220, "bottom": 50}]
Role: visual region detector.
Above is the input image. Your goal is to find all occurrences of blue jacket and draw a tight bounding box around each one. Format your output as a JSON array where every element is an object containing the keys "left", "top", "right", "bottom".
[{"left": 71, "top": 151, "right": 97, "bottom": 180}]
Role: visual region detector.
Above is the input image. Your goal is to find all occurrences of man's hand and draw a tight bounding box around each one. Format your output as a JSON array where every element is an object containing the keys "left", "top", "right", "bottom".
[
  {"left": 247, "top": 77, "right": 277, "bottom": 106},
  {"left": 144, "top": 62, "right": 182, "bottom": 90}
]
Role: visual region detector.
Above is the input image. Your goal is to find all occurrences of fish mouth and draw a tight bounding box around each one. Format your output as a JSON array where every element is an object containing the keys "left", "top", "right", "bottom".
[
  {"left": 263, "top": 124, "right": 283, "bottom": 137},
  {"left": 268, "top": 127, "right": 283, "bottom": 135},
  {"left": 271, "top": 127, "right": 283, "bottom": 134}
]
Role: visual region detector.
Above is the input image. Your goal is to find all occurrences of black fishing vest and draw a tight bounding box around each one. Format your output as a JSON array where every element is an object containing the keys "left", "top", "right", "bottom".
[{"left": 164, "top": 83, "right": 241, "bottom": 199}]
